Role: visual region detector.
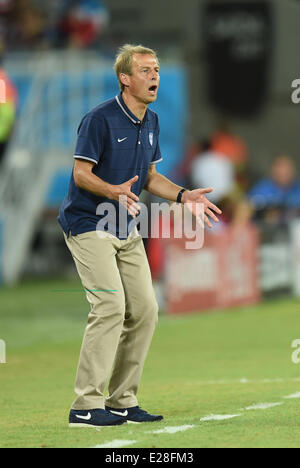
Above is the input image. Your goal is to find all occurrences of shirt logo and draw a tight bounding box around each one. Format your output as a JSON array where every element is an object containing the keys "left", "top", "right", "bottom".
[
  {"left": 149, "top": 132, "right": 153, "bottom": 146},
  {"left": 118, "top": 137, "right": 127, "bottom": 143}
]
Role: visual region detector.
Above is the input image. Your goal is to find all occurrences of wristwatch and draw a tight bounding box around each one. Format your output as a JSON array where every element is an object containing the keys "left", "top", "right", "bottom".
[{"left": 176, "top": 188, "right": 186, "bottom": 204}]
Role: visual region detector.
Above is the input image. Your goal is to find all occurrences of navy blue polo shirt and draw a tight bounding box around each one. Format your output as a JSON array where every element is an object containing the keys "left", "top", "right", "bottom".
[{"left": 58, "top": 93, "right": 163, "bottom": 239}]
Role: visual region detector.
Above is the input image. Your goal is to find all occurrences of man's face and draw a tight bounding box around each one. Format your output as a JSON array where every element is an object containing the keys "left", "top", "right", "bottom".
[
  {"left": 271, "top": 156, "right": 295, "bottom": 188},
  {"left": 122, "top": 53, "right": 160, "bottom": 104}
]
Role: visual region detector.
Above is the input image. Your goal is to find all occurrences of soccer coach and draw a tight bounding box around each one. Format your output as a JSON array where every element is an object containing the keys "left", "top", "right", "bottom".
[{"left": 58, "top": 44, "right": 221, "bottom": 428}]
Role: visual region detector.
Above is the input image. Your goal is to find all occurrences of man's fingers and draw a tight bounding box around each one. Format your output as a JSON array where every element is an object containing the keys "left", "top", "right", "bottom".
[
  {"left": 121, "top": 199, "right": 140, "bottom": 212},
  {"left": 128, "top": 200, "right": 141, "bottom": 209},
  {"left": 126, "top": 175, "right": 139, "bottom": 187},
  {"left": 128, "top": 201, "right": 141, "bottom": 213},
  {"left": 206, "top": 208, "right": 219, "bottom": 222},
  {"left": 208, "top": 202, "right": 222, "bottom": 215},
  {"left": 128, "top": 191, "right": 139, "bottom": 202},
  {"left": 199, "top": 187, "right": 213, "bottom": 194},
  {"left": 128, "top": 206, "right": 139, "bottom": 218},
  {"left": 126, "top": 197, "right": 141, "bottom": 210},
  {"left": 123, "top": 200, "right": 137, "bottom": 218},
  {"left": 121, "top": 191, "right": 139, "bottom": 202},
  {"left": 120, "top": 197, "right": 140, "bottom": 210},
  {"left": 127, "top": 199, "right": 141, "bottom": 217},
  {"left": 196, "top": 214, "right": 205, "bottom": 230},
  {"left": 128, "top": 207, "right": 137, "bottom": 218},
  {"left": 196, "top": 211, "right": 211, "bottom": 229},
  {"left": 204, "top": 214, "right": 212, "bottom": 229},
  {"left": 119, "top": 176, "right": 140, "bottom": 201}
]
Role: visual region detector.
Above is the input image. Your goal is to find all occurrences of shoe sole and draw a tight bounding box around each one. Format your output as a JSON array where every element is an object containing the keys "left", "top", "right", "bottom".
[{"left": 69, "top": 422, "right": 127, "bottom": 428}]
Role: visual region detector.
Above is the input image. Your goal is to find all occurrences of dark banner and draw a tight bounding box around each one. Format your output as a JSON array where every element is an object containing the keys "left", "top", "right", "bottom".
[{"left": 204, "top": 1, "right": 273, "bottom": 117}]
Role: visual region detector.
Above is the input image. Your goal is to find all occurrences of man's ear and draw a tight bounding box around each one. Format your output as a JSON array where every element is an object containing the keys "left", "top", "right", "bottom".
[{"left": 119, "top": 73, "right": 130, "bottom": 88}]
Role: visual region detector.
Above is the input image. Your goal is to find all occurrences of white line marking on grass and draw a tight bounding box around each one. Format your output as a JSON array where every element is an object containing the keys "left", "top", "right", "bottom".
[
  {"left": 149, "top": 425, "right": 194, "bottom": 434},
  {"left": 283, "top": 392, "right": 300, "bottom": 399},
  {"left": 243, "top": 402, "right": 283, "bottom": 411},
  {"left": 192, "top": 377, "right": 300, "bottom": 386},
  {"left": 200, "top": 414, "right": 241, "bottom": 422},
  {"left": 261, "top": 378, "right": 284, "bottom": 383},
  {"left": 93, "top": 439, "right": 137, "bottom": 448}
]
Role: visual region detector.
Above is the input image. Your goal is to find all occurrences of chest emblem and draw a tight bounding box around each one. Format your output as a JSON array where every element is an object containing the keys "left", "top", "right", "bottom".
[{"left": 149, "top": 132, "right": 153, "bottom": 146}]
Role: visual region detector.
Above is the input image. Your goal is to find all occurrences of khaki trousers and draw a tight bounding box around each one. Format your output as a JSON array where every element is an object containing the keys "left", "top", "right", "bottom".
[{"left": 64, "top": 229, "right": 158, "bottom": 410}]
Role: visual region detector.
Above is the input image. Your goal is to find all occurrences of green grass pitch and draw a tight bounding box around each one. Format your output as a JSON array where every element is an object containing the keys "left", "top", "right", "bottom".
[{"left": 0, "top": 278, "right": 300, "bottom": 448}]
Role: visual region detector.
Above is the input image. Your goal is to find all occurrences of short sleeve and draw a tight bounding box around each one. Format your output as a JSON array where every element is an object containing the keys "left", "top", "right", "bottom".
[
  {"left": 74, "top": 115, "right": 105, "bottom": 165},
  {"left": 150, "top": 116, "right": 163, "bottom": 165}
]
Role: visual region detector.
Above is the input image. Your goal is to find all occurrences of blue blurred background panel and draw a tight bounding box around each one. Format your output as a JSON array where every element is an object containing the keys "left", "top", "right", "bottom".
[
  {"left": 12, "top": 75, "right": 32, "bottom": 116},
  {"left": 46, "top": 168, "right": 73, "bottom": 208}
]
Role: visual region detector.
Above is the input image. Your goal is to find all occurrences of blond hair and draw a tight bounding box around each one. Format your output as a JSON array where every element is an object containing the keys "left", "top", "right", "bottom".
[{"left": 114, "top": 44, "right": 159, "bottom": 92}]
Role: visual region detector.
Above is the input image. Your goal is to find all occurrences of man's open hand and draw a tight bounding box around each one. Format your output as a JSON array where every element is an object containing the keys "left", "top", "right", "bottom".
[
  {"left": 181, "top": 187, "right": 222, "bottom": 228},
  {"left": 110, "top": 175, "right": 141, "bottom": 218}
]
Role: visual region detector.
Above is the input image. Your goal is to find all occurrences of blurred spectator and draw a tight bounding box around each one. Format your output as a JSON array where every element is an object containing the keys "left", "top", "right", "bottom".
[
  {"left": 0, "top": 0, "right": 109, "bottom": 51},
  {"left": 0, "top": 52, "right": 17, "bottom": 164},
  {"left": 56, "top": 0, "right": 109, "bottom": 49},
  {"left": 247, "top": 155, "right": 300, "bottom": 225},
  {"left": 190, "top": 145, "right": 235, "bottom": 204},
  {"left": 188, "top": 140, "right": 247, "bottom": 227},
  {"left": 16, "top": 0, "right": 45, "bottom": 48},
  {"left": 210, "top": 119, "right": 248, "bottom": 166},
  {"left": 0, "top": 0, "right": 45, "bottom": 51},
  {"left": 209, "top": 119, "right": 249, "bottom": 194},
  {"left": 175, "top": 119, "right": 249, "bottom": 193}
]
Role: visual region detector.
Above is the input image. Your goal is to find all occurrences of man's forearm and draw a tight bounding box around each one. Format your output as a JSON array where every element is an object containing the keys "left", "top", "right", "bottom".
[
  {"left": 73, "top": 163, "right": 140, "bottom": 214},
  {"left": 74, "top": 166, "right": 113, "bottom": 199},
  {"left": 144, "top": 172, "right": 185, "bottom": 202}
]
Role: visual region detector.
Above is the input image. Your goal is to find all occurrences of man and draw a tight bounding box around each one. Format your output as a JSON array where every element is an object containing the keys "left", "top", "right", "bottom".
[
  {"left": 247, "top": 155, "right": 300, "bottom": 224},
  {"left": 58, "top": 44, "right": 221, "bottom": 428}
]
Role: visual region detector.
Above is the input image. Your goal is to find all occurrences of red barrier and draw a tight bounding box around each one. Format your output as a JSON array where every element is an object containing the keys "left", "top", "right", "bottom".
[{"left": 163, "top": 224, "right": 261, "bottom": 315}]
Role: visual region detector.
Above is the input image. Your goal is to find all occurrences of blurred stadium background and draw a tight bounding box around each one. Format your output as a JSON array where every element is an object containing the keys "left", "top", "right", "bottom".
[
  {"left": 1, "top": 0, "right": 300, "bottom": 448},
  {"left": 1, "top": 0, "right": 300, "bottom": 307}
]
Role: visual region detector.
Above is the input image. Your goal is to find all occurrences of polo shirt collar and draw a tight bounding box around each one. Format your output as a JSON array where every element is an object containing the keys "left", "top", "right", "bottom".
[{"left": 115, "top": 92, "right": 149, "bottom": 124}]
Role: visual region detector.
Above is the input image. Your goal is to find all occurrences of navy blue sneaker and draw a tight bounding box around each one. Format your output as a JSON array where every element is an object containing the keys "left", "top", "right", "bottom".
[
  {"left": 105, "top": 405, "right": 164, "bottom": 423},
  {"left": 69, "top": 408, "right": 127, "bottom": 427}
]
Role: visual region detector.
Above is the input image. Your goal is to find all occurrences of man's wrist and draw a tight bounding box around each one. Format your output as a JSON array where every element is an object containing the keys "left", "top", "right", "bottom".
[
  {"left": 104, "top": 183, "right": 116, "bottom": 200},
  {"left": 176, "top": 188, "right": 187, "bottom": 204},
  {"left": 177, "top": 189, "right": 191, "bottom": 204}
]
